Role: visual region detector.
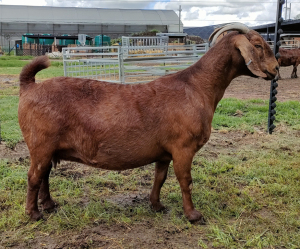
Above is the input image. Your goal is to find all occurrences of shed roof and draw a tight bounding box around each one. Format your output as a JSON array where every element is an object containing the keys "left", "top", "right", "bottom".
[
  {"left": 184, "top": 20, "right": 300, "bottom": 41},
  {"left": 251, "top": 19, "right": 300, "bottom": 34},
  {"left": 0, "top": 5, "right": 180, "bottom": 26}
]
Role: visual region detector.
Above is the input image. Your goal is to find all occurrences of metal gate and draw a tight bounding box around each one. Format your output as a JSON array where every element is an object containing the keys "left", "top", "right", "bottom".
[
  {"left": 63, "top": 43, "right": 208, "bottom": 84},
  {"left": 63, "top": 46, "right": 121, "bottom": 83},
  {"left": 121, "top": 36, "right": 169, "bottom": 59}
]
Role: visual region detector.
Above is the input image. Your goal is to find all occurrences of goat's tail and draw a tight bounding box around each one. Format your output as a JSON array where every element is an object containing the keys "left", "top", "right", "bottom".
[{"left": 19, "top": 56, "right": 50, "bottom": 90}]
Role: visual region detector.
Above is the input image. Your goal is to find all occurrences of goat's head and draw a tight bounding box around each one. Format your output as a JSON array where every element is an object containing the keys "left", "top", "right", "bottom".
[{"left": 209, "top": 23, "right": 279, "bottom": 80}]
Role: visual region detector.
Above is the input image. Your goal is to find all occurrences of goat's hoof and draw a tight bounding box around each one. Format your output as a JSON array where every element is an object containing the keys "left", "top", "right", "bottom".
[
  {"left": 151, "top": 202, "right": 167, "bottom": 213},
  {"left": 186, "top": 210, "right": 206, "bottom": 225},
  {"left": 29, "top": 211, "right": 44, "bottom": 221},
  {"left": 42, "top": 199, "right": 58, "bottom": 213}
]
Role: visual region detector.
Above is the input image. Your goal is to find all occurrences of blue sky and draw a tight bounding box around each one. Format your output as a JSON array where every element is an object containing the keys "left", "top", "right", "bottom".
[{"left": 0, "top": 0, "right": 299, "bottom": 27}]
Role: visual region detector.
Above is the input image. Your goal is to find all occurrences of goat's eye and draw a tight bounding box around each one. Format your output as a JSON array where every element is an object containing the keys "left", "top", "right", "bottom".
[{"left": 255, "top": 44, "right": 262, "bottom": 49}]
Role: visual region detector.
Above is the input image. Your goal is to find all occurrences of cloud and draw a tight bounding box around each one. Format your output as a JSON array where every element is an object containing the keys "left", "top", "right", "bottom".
[
  {"left": 184, "top": 9, "right": 201, "bottom": 21},
  {"left": 0, "top": 0, "right": 46, "bottom": 5},
  {"left": 209, "top": 7, "right": 245, "bottom": 16},
  {"left": 45, "top": 0, "right": 150, "bottom": 9},
  {"left": 1, "top": 0, "right": 300, "bottom": 27}
]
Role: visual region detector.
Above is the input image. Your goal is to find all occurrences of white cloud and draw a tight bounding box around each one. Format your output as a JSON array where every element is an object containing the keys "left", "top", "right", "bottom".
[
  {"left": 0, "top": 0, "right": 46, "bottom": 5},
  {"left": 0, "top": 0, "right": 300, "bottom": 27}
]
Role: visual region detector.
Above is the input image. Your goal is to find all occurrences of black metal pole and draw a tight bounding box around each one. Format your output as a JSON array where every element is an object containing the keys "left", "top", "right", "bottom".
[{"left": 267, "top": 0, "right": 285, "bottom": 134}]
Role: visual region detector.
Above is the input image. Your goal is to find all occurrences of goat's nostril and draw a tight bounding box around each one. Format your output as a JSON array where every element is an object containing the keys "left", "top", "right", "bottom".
[{"left": 275, "top": 65, "right": 279, "bottom": 71}]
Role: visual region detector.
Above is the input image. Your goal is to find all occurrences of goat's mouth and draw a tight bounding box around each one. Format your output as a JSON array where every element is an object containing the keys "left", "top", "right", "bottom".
[{"left": 263, "top": 70, "right": 277, "bottom": 80}]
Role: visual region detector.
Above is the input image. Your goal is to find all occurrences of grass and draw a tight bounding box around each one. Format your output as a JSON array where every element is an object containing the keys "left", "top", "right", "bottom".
[
  {"left": 0, "top": 96, "right": 22, "bottom": 148},
  {"left": 0, "top": 130, "right": 300, "bottom": 248},
  {"left": 193, "top": 140, "right": 300, "bottom": 248},
  {"left": 0, "top": 55, "right": 64, "bottom": 79},
  {"left": 213, "top": 98, "right": 300, "bottom": 131},
  {"left": 0, "top": 55, "right": 35, "bottom": 61}
]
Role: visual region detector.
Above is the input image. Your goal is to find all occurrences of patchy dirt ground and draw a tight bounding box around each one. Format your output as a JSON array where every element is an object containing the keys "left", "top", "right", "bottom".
[
  {"left": 225, "top": 66, "right": 300, "bottom": 101},
  {"left": 2, "top": 128, "right": 300, "bottom": 249},
  {"left": 0, "top": 142, "right": 29, "bottom": 160},
  {"left": 0, "top": 66, "right": 299, "bottom": 248}
]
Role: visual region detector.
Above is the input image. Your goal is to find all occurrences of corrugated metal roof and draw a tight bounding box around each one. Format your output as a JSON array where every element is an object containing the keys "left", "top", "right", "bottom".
[
  {"left": 0, "top": 5, "right": 180, "bottom": 26},
  {"left": 251, "top": 20, "right": 300, "bottom": 34}
]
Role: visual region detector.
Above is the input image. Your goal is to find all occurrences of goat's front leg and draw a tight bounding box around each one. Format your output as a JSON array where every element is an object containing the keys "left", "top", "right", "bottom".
[
  {"left": 150, "top": 160, "right": 170, "bottom": 211},
  {"left": 173, "top": 151, "right": 205, "bottom": 223}
]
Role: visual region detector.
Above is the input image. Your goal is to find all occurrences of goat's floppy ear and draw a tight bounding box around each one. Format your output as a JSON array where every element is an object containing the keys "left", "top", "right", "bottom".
[{"left": 234, "top": 35, "right": 267, "bottom": 78}]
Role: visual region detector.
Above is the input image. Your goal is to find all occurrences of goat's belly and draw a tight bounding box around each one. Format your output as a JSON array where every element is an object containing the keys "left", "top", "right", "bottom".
[
  {"left": 55, "top": 146, "right": 170, "bottom": 171},
  {"left": 56, "top": 124, "right": 170, "bottom": 170},
  {"left": 95, "top": 148, "right": 171, "bottom": 170}
]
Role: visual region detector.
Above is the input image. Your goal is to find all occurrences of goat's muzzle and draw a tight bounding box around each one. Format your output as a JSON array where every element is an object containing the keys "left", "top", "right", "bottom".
[{"left": 263, "top": 66, "right": 279, "bottom": 80}]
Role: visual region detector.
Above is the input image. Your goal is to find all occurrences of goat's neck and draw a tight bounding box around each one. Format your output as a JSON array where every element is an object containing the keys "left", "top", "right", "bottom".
[{"left": 189, "top": 48, "right": 243, "bottom": 111}]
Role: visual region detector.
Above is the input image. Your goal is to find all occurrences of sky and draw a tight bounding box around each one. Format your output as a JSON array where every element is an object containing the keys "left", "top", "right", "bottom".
[{"left": 0, "top": 0, "right": 299, "bottom": 27}]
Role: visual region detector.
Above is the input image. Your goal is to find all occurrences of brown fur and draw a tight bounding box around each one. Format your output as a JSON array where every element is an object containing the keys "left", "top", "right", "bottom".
[
  {"left": 18, "top": 30, "right": 278, "bottom": 222},
  {"left": 278, "top": 48, "right": 300, "bottom": 79}
]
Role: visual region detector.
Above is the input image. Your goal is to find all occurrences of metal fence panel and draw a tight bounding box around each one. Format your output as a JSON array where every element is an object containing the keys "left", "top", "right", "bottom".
[
  {"left": 63, "top": 43, "right": 208, "bottom": 84},
  {"left": 121, "top": 43, "right": 207, "bottom": 84},
  {"left": 268, "top": 39, "right": 300, "bottom": 50},
  {"left": 62, "top": 46, "right": 121, "bottom": 83},
  {"left": 122, "top": 36, "right": 169, "bottom": 59}
]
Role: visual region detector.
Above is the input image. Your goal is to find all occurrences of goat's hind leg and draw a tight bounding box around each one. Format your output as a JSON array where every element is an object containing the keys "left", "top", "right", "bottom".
[
  {"left": 277, "top": 68, "right": 282, "bottom": 79},
  {"left": 26, "top": 155, "right": 53, "bottom": 221},
  {"left": 38, "top": 162, "right": 57, "bottom": 212},
  {"left": 291, "top": 64, "right": 298, "bottom": 78},
  {"left": 150, "top": 160, "right": 170, "bottom": 212}
]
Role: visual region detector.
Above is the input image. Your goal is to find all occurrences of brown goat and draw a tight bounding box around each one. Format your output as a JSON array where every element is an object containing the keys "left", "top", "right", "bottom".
[
  {"left": 18, "top": 25, "right": 278, "bottom": 223},
  {"left": 278, "top": 48, "right": 300, "bottom": 79}
]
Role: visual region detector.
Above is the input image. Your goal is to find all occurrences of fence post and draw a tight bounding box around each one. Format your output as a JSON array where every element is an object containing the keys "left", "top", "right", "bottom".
[
  {"left": 62, "top": 48, "right": 68, "bottom": 77},
  {"left": 42, "top": 42, "right": 45, "bottom": 56},
  {"left": 205, "top": 43, "right": 209, "bottom": 52},
  {"left": 193, "top": 44, "right": 197, "bottom": 56},
  {"left": 122, "top": 36, "right": 129, "bottom": 59},
  {"left": 119, "top": 46, "right": 125, "bottom": 83},
  {"left": 267, "top": 0, "right": 284, "bottom": 134}
]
